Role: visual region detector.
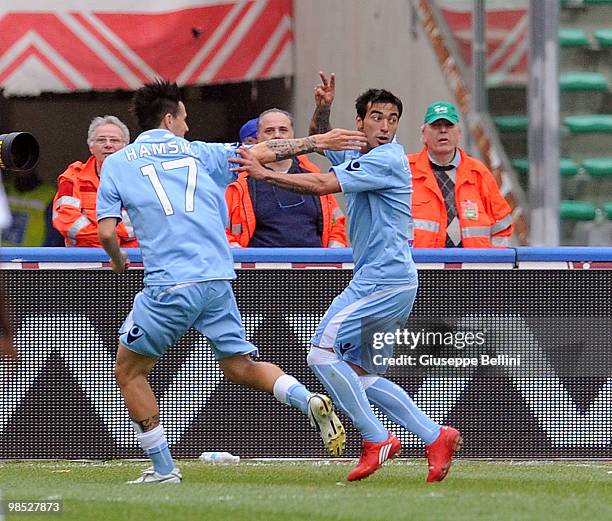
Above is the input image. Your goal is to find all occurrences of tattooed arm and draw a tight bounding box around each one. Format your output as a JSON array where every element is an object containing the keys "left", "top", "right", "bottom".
[
  {"left": 310, "top": 106, "right": 332, "bottom": 136},
  {"left": 261, "top": 170, "right": 340, "bottom": 196},
  {"left": 249, "top": 128, "right": 365, "bottom": 165},
  {"left": 309, "top": 71, "right": 335, "bottom": 136},
  {"left": 230, "top": 148, "right": 341, "bottom": 196}
]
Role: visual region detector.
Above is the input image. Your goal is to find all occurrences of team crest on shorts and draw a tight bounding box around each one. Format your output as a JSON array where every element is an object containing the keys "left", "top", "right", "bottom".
[{"left": 126, "top": 325, "right": 145, "bottom": 344}]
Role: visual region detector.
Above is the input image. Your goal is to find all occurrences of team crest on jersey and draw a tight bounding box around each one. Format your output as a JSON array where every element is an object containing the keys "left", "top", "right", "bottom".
[{"left": 346, "top": 160, "right": 361, "bottom": 172}]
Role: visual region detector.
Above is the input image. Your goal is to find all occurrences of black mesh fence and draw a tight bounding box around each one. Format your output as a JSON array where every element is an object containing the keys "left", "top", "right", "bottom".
[{"left": 1, "top": 268, "right": 610, "bottom": 458}]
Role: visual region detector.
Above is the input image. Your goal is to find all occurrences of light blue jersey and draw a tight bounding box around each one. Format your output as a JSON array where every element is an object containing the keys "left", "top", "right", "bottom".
[
  {"left": 325, "top": 143, "right": 417, "bottom": 285},
  {"left": 97, "top": 129, "right": 238, "bottom": 286}
]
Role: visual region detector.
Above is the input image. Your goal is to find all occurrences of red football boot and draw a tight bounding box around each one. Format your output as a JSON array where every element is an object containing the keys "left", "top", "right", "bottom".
[
  {"left": 347, "top": 432, "right": 402, "bottom": 482},
  {"left": 425, "top": 426, "right": 463, "bottom": 482}
]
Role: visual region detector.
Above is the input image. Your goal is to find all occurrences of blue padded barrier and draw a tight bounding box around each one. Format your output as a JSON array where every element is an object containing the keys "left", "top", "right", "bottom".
[
  {"left": 410, "top": 248, "right": 516, "bottom": 263},
  {"left": 2, "top": 247, "right": 612, "bottom": 263},
  {"left": 515, "top": 247, "right": 612, "bottom": 262}
]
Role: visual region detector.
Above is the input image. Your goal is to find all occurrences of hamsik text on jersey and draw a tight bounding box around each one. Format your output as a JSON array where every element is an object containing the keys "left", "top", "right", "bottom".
[{"left": 97, "top": 129, "right": 239, "bottom": 286}]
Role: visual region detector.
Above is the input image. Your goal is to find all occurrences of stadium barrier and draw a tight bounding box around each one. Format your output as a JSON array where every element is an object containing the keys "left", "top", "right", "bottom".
[{"left": 1, "top": 247, "right": 610, "bottom": 459}]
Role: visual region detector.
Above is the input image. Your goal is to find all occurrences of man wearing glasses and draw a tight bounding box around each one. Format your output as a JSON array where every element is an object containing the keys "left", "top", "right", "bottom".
[
  {"left": 225, "top": 109, "right": 347, "bottom": 248},
  {"left": 52, "top": 115, "right": 138, "bottom": 248}
]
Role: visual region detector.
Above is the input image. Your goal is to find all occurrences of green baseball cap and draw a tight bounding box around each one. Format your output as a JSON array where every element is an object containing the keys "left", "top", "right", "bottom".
[{"left": 424, "top": 101, "right": 459, "bottom": 125}]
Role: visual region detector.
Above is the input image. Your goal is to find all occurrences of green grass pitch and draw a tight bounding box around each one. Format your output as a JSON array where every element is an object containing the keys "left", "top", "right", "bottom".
[{"left": 1, "top": 460, "right": 610, "bottom": 521}]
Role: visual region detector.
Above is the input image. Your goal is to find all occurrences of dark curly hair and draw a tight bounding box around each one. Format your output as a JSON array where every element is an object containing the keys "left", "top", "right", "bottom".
[
  {"left": 130, "top": 79, "right": 182, "bottom": 131},
  {"left": 355, "top": 89, "right": 403, "bottom": 120}
]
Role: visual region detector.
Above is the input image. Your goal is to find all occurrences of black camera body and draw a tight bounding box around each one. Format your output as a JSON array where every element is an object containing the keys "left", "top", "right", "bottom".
[{"left": 0, "top": 132, "right": 39, "bottom": 172}]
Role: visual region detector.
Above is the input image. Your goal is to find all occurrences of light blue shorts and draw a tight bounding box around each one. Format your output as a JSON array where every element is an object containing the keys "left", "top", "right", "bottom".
[
  {"left": 311, "top": 279, "right": 418, "bottom": 374},
  {"left": 120, "top": 279, "right": 258, "bottom": 359}
]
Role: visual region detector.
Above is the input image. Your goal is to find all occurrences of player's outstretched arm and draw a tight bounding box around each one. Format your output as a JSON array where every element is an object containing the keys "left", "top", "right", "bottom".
[
  {"left": 230, "top": 148, "right": 341, "bottom": 196},
  {"left": 309, "top": 71, "right": 335, "bottom": 136},
  {"left": 249, "top": 127, "right": 365, "bottom": 165},
  {"left": 98, "top": 218, "right": 130, "bottom": 274}
]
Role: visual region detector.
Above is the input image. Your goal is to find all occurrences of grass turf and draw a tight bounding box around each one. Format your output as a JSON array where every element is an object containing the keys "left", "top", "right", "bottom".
[{"left": 1, "top": 460, "right": 610, "bottom": 521}]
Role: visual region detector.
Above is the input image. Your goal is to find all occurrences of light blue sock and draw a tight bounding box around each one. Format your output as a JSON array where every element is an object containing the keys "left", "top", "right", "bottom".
[
  {"left": 310, "top": 360, "right": 388, "bottom": 443},
  {"left": 145, "top": 441, "right": 175, "bottom": 475},
  {"left": 273, "top": 374, "right": 310, "bottom": 415},
  {"left": 363, "top": 376, "right": 441, "bottom": 444},
  {"left": 286, "top": 383, "right": 310, "bottom": 415},
  {"left": 138, "top": 425, "right": 175, "bottom": 475}
]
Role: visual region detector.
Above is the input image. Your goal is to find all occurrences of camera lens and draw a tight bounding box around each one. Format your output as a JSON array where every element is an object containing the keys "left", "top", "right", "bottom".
[{"left": 0, "top": 132, "right": 40, "bottom": 171}]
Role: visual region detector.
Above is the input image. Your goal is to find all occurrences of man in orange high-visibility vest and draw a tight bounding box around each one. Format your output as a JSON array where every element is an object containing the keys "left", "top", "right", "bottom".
[
  {"left": 409, "top": 101, "right": 513, "bottom": 248},
  {"left": 52, "top": 115, "right": 138, "bottom": 247}
]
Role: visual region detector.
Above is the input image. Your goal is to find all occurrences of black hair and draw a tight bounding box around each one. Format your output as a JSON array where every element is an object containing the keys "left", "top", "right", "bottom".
[
  {"left": 130, "top": 79, "right": 182, "bottom": 131},
  {"left": 355, "top": 89, "right": 403, "bottom": 120}
]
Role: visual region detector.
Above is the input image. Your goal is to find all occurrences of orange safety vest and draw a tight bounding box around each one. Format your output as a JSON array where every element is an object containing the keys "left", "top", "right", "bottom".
[
  {"left": 225, "top": 155, "right": 347, "bottom": 248},
  {"left": 52, "top": 156, "right": 138, "bottom": 248},
  {"left": 409, "top": 148, "right": 513, "bottom": 248}
]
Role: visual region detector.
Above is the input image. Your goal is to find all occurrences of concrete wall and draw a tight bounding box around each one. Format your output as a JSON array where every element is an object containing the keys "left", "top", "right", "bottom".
[{"left": 293, "top": 0, "right": 458, "bottom": 162}]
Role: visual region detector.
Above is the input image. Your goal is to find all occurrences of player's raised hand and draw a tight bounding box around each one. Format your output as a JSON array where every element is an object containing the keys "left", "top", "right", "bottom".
[
  {"left": 314, "top": 72, "right": 336, "bottom": 108},
  {"left": 314, "top": 128, "right": 366, "bottom": 151},
  {"left": 229, "top": 148, "right": 269, "bottom": 181}
]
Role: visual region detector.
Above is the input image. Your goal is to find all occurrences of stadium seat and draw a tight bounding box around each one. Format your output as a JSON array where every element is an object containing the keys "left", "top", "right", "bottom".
[
  {"left": 559, "top": 28, "right": 590, "bottom": 48},
  {"left": 594, "top": 29, "right": 612, "bottom": 48},
  {"left": 493, "top": 115, "right": 528, "bottom": 133},
  {"left": 581, "top": 158, "right": 612, "bottom": 206},
  {"left": 560, "top": 0, "right": 584, "bottom": 7},
  {"left": 560, "top": 200, "right": 598, "bottom": 220},
  {"left": 511, "top": 158, "right": 583, "bottom": 199},
  {"left": 603, "top": 202, "right": 612, "bottom": 219},
  {"left": 559, "top": 71, "right": 608, "bottom": 91},
  {"left": 563, "top": 116, "right": 612, "bottom": 159},
  {"left": 563, "top": 114, "right": 612, "bottom": 133},
  {"left": 511, "top": 158, "right": 580, "bottom": 177},
  {"left": 582, "top": 157, "right": 612, "bottom": 177},
  {"left": 560, "top": 72, "right": 608, "bottom": 114},
  {"left": 493, "top": 115, "right": 529, "bottom": 157},
  {"left": 560, "top": 200, "right": 603, "bottom": 245}
]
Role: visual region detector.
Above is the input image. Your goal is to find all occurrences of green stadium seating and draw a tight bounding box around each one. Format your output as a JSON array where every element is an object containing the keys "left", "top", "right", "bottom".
[
  {"left": 511, "top": 158, "right": 580, "bottom": 176},
  {"left": 582, "top": 157, "right": 612, "bottom": 177},
  {"left": 559, "top": 28, "right": 590, "bottom": 47},
  {"left": 594, "top": 29, "right": 612, "bottom": 48},
  {"left": 560, "top": 200, "right": 598, "bottom": 220},
  {"left": 511, "top": 159, "right": 529, "bottom": 175},
  {"left": 603, "top": 202, "right": 612, "bottom": 219},
  {"left": 560, "top": 158, "right": 582, "bottom": 176},
  {"left": 585, "top": 0, "right": 612, "bottom": 5},
  {"left": 564, "top": 115, "right": 612, "bottom": 133},
  {"left": 559, "top": 72, "right": 608, "bottom": 90},
  {"left": 494, "top": 115, "right": 528, "bottom": 132}
]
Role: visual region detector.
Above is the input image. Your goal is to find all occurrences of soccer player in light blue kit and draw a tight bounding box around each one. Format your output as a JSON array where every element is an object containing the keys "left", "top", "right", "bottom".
[
  {"left": 97, "top": 80, "right": 367, "bottom": 484},
  {"left": 232, "top": 73, "right": 463, "bottom": 482}
]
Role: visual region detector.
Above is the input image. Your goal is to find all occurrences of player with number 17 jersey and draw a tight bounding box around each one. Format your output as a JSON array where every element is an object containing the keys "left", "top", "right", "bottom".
[{"left": 97, "top": 129, "right": 238, "bottom": 286}]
